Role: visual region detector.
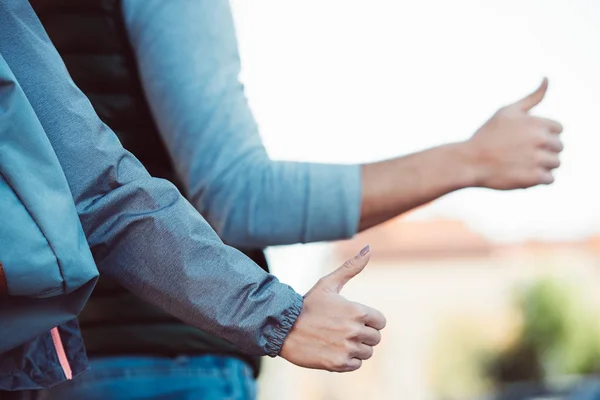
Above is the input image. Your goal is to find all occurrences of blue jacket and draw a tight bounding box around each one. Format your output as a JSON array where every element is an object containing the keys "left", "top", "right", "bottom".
[
  {"left": 0, "top": 0, "right": 302, "bottom": 391},
  {"left": 0, "top": 44, "right": 98, "bottom": 390}
]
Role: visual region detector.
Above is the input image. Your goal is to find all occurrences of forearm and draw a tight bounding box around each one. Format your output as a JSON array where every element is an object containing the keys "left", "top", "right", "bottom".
[
  {"left": 359, "top": 142, "right": 477, "bottom": 231},
  {"left": 76, "top": 175, "right": 302, "bottom": 357},
  {"left": 359, "top": 80, "right": 565, "bottom": 231},
  {"left": 123, "top": 0, "right": 561, "bottom": 248},
  {"left": 0, "top": 0, "right": 301, "bottom": 356}
]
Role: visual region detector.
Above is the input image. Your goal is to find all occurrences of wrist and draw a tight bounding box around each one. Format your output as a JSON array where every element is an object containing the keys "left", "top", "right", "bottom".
[{"left": 446, "top": 140, "right": 484, "bottom": 189}]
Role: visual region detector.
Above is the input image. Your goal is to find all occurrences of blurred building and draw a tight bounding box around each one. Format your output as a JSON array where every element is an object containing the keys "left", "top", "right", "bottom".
[{"left": 259, "top": 216, "right": 600, "bottom": 400}]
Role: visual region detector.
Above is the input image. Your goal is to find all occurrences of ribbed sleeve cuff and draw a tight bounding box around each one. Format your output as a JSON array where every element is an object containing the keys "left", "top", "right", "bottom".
[{"left": 264, "top": 288, "right": 304, "bottom": 357}]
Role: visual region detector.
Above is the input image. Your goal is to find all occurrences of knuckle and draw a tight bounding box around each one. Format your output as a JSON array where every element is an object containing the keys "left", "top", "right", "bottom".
[
  {"left": 348, "top": 325, "right": 363, "bottom": 340},
  {"left": 332, "top": 356, "right": 351, "bottom": 371},
  {"left": 314, "top": 277, "right": 330, "bottom": 290},
  {"left": 353, "top": 304, "right": 370, "bottom": 320},
  {"left": 538, "top": 170, "right": 553, "bottom": 184},
  {"left": 372, "top": 331, "right": 383, "bottom": 345},
  {"left": 343, "top": 340, "right": 356, "bottom": 354},
  {"left": 553, "top": 158, "right": 561, "bottom": 168},
  {"left": 534, "top": 170, "right": 544, "bottom": 181},
  {"left": 363, "top": 347, "right": 374, "bottom": 360},
  {"left": 533, "top": 150, "right": 545, "bottom": 165},
  {"left": 316, "top": 277, "right": 327, "bottom": 286},
  {"left": 495, "top": 106, "right": 510, "bottom": 117},
  {"left": 554, "top": 122, "right": 564, "bottom": 134},
  {"left": 534, "top": 132, "right": 548, "bottom": 147}
]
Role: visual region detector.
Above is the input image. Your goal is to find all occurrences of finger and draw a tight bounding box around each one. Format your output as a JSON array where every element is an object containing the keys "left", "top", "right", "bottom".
[
  {"left": 320, "top": 245, "right": 371, "bottom": 293},
  {"left": 351, "top": 344, "right": 374, "bottom": 361},
  {"left": 541, "top": 134, "right": 563, "bottom": 152},
  {"left": 362, "top": 306, "right": 387, "bottom": 330},
  {"left": 359, "top": 327, "right": 382, "bottom": 346},
  {"left": 339, "top": 358, "right": 362, "bottom": 373},
  {"left": 512, "top": 77, "right": 548, "bottom": 112},
  {"left": 534, "top": 117, "right": 563, "bottom": 134},
  {"left": 537, "top": 152, "right": 561, "bottom": 170},
  {"left": 538, "top": 169, "right": 555, "bottom": 185}
]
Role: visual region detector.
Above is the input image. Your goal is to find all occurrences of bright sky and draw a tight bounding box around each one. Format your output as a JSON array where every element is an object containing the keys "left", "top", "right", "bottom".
[{"left": 231, "top": 0, "right": 600, "bottom": 243}]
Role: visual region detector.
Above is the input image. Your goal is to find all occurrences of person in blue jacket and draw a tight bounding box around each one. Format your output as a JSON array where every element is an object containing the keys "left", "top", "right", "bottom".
[{"left": 0, "top": 0, "right": 387, "bottom": 396}]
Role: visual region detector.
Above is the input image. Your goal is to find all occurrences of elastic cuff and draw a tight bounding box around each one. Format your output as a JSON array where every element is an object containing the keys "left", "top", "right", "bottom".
[{"left": 265, "top": 288, "right": 303, "bottom": 357}]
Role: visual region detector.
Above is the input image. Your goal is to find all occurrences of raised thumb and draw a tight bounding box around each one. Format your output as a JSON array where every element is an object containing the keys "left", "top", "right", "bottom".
[
  {"left": 320, "top": 245, "right": 371, "bottom": 293},
  {"left": 511, "top": 77, "right": 548, "bottom": 112}
]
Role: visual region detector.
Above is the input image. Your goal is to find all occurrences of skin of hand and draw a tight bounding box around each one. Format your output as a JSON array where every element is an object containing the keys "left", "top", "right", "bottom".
[
  {"left": 466, "top": 77, "right": 563, "bottom": 189},
  {"left": 359, "top": 78, "right": 563, "bottom": 231},
  {"left": 279, "top": 245, "right": 386, "bottom": 372}
]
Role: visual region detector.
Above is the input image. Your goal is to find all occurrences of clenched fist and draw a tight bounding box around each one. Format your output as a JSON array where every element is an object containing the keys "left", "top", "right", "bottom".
[
  {"left": 466, "top": 78, "right": 563, "bottom": 189},
  {"left": 279, "top": 245, "right": 386, "bottom": 372}
]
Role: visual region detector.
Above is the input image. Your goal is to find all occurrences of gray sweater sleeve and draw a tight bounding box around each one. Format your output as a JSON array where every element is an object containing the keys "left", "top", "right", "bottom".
[
  {"left": 121, "top": 0, "right": 362, "bottom": 248},
  {"left": 0, "top": 0, "right": 302, "bottom": 357}
]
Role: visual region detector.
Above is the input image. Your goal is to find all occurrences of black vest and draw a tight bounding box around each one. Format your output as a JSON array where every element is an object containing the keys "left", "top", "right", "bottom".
[{"left": 32, "top": 0, "right": 267, "bottom": 375}]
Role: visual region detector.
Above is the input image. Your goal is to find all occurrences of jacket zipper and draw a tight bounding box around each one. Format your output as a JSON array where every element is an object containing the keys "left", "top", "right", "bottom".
[{"left": 50, "top": 327, "right": 73, "bottom": 380}]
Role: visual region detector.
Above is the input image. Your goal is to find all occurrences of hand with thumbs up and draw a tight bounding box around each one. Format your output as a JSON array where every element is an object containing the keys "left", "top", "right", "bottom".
[
  {"left": 279, "top": 245, "right": 386, "bottom": 372},
  {"left": 466, "top": 78, "right": 564, "bottom": 189}
]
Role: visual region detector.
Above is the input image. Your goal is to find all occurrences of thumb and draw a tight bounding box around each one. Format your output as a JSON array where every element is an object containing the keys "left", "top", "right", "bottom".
[
  {"left": 511, "top": 77, "right": 548, "bottom": 112},
  {"left": 319, "top": 245, "right": 371, "bottom": 293}
]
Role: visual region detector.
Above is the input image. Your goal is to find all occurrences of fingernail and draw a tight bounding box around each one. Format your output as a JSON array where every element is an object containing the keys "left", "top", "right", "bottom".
[{"left": 359, "top": 245, "right": 370, "bottom": 256}]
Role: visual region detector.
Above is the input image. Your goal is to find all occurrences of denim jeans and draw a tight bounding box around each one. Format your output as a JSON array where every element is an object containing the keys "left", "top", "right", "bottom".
[{"left": 31, "top": 355, "right": 257, "bottom": 400}]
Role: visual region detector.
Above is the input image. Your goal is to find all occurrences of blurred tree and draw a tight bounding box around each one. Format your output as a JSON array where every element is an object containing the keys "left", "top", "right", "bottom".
[
  {"left": 433, "top": 277, "right": 600, "bottom": 400},
  {"left": 487, "top": 278, "right": 600, "bottom": 395}
]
